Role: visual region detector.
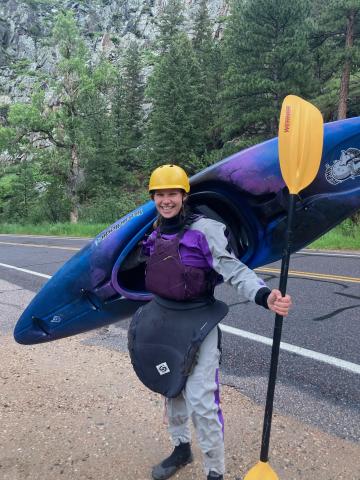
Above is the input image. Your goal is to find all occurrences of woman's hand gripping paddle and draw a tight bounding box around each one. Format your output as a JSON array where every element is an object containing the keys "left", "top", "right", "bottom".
[{"left": 244, "top": 95, "right": 324, "bottom": 480}]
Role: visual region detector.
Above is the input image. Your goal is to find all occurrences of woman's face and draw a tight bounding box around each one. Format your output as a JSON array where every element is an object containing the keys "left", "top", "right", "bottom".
[{"left": 153, "top": 189, "right": 186, "bottom": 219}]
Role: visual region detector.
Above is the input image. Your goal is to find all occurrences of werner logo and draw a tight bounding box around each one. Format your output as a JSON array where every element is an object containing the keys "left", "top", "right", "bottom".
[
  {"left": 284, "top": 105, "right": 291, "bottom": 133},
  {"left": 156, "top": 362, "right": 170, "bottom": 375}
]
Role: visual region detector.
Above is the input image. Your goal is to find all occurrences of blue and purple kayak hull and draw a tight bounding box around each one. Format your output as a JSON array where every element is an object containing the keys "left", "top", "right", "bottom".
[{"left": 14, "top": 117, "right": 360, "bottom": 344}]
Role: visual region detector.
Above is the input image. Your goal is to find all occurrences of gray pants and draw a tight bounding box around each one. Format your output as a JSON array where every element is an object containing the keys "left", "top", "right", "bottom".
[{"left": 165, "top": 327, "right": 225, "bottom": 475}]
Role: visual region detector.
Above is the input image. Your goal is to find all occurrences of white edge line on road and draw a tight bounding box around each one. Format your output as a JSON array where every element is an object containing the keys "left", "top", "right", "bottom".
[
  {"left": 220, "top": 324, "right": 360, "bottom": 375},
  {"left": 1, "top": 262, "right": 359, "bottom": 375},
  {"left": 299, "top": 251, "right": 360, "bottom": 258},
  {"left": 0, "top": 241, "right": 80, "bottom": 251},
  {"left": 0, "top": 263, "right": 51, "bottom": 279}
]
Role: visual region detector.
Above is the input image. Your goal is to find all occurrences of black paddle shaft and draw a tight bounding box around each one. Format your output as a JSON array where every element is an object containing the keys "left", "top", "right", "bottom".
[{"left": 260, "top": 194, "right": 296, "bottom": 463}]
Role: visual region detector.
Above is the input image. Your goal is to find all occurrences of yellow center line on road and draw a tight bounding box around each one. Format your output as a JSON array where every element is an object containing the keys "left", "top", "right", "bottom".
[
  {"left": 256, "top": 267, "right": 360, "bottom": 284},
  {"left": 0, "top": 241, "right": 80, "bottom": 251},
  {"left": 1, "top": 241, "right": 358, "bottom": 283}
]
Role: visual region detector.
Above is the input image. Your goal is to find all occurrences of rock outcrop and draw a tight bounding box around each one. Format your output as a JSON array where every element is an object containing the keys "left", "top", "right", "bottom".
[{"left": 0, "top": 0, "right": 229, "bottom": 105}]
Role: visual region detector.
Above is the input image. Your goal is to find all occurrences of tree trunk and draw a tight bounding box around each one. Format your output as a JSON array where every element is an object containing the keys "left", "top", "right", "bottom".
[
  {"left": 337, "top": 9, "right": 356, "bottom": 120},
  {"left": 69, "top": 144, "right": 80, "bottom": 224}
]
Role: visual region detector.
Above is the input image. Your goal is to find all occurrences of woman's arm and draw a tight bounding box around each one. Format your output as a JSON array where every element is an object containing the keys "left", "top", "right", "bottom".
[
  {"left": 194, "top": 218, "right": 292, "bottom": 314},
  {"left": 119, "top": 244, "right": 147, "bottom": 271}
]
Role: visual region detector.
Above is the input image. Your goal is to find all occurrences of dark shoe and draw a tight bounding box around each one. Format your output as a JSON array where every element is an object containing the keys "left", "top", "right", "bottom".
[
  {"left": 207, "top": 472, "right": 223, "bottom": 480},
  {"left": 152, "top": 442, "right": 193, "bottom": 480}
]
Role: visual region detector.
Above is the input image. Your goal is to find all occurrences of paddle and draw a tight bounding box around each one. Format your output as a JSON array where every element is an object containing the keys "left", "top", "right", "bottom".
[{"left": 244, "top": 95, "right": 323, "bottom": 480}]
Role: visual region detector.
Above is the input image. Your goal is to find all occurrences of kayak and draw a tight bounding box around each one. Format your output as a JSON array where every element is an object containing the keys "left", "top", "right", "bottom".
[{"left": 14, "top": 117, "right": 360, "bottom": 345}]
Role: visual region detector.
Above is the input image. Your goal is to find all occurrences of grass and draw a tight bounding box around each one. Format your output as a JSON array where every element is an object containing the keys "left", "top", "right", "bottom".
[
  {"left": 0, "top": 219, "right": 359, "bottom": 250},
  {"left": 308, "top": 221, "right": 360, "bottom": 251},
  {"left": 0, "top": 222, "right": 108, "bottom": 238}
]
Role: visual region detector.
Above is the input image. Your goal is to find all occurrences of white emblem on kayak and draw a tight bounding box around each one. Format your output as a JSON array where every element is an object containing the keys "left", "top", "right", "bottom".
[
  {"left": 156, "top": 362, "right": 170, "bottom": 375},
  {"left": 51, "top": 315, "right": 62, "bottom": 323},
  {"left": 325, "top": 148, "right": 360, "bottom": 185}
]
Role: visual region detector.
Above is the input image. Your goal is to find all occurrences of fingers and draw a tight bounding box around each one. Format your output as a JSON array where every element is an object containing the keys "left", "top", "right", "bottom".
[
  {"left": 268, "top": 290, "right": 292, "bottom": 316},
  {"left": 273, "top": 297, "right": 292, "bottom": 316}
]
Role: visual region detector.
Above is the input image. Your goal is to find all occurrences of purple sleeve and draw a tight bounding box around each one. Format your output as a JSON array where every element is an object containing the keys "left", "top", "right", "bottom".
[
  {"left": 142, "top": 230, "right": 157, "bottom": 257},
  {"left": 198, "top": 232, "right": 215, "bottom": 269}
]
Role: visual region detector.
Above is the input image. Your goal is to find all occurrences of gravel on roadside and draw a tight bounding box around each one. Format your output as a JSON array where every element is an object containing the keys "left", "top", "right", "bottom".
[{"left": 1, "top": 333, "right": 359, "bottom": 480}]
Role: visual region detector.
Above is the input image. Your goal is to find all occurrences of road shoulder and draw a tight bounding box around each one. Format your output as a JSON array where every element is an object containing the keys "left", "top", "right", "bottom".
[{"left": 1, "top": 333, "right": 359, "bottom": 480}]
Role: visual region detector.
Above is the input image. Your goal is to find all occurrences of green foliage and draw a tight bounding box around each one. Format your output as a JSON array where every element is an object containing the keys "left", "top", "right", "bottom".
[
  {"left": 53, "top": 11, "right": 85, "bottom": 60},
  {"left": 157, "top": 0, "right": 185, "bottom": 52},
  {"left": 2, "top": 11, "right": 119, "bottom": 223},
  {"left": 222, "top": 0, "right": 313, "bottom": 139},
  {"left": 0, "top": 162, "right": 37, "bottom": 222},
  {"left": 0, "top": 222, "right": 108, "bottom": 237},
  {"left": 110, "top": 36, "right": 120, "bottom": 45},
  {"left": 310, "top": 218, "right": 360, "bottom": 250},
  {"left": 12, "top": 59, "right": 32, "bottom": 75},
  {"left": 145, "top": 0, "right": 215, "bottom": 173},
  {"left": 112, "top": 41, "right": 144, "bottom": 171},
  {"left": 310, "top": 0, "right": 360, "bottom": 119},
  {"left": 0, "top": 126, "right": 17, "bottom": 151},
  {"left": 147, "top": 32, "right": 206, "bottom": 173},
  {"left": 310, "top": 75, "right": 360, "bottom": 121},
  {"left": 79, "top": 187, "right": 149, "bottom": 224},
  {"left": 8, "top": 95, "right": 54, "bottom": 134},
  {"left": 347, "top": 70, "right": 360, "bottom": 117},
  {"left": 2, "top": 0, "right": 360, "bottom": 229},
  {"left": 192, "top": 0, "right": 225, "bottom": 150},
  {"left": 0, "top": 173, "right": 18, "bottom": 204},
  {"left": 30, "top": 151, "right": 71, "bottom": 223}
]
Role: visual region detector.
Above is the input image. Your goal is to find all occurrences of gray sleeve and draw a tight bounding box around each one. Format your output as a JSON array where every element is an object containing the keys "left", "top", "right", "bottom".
[{"left": 193, "top": 218, "right": 269, "bottom": 302}]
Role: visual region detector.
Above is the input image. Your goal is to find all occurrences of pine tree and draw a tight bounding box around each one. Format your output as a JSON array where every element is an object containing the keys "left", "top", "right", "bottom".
[
  {"left": 147, "top": 32, "right": 204, "bottom": 172},
  {"left": 192, "top": 0, "right": 224, "bottom": 150},
  {"left": 112, "top": 41, "right": 144, "bottom": 172},
  {"left": 192, "top": 0, "right": 213, "bottom": 53},
  {"left": 311, "top": 1, "right": 360, "bottom": 119},
  {"left": 222, "top": 0, "right": 313, "bottom": 139},
  {"left": 157, "top": 0, "right": 185, "bottom": 52},
  {"left": 79, "top": 75, "right": 116, "bottom": 200}
]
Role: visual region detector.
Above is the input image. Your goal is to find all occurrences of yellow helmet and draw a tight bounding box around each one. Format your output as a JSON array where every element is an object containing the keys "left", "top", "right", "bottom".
[{"left": 148, "top": 164, "right": 190, "bottom": 193}]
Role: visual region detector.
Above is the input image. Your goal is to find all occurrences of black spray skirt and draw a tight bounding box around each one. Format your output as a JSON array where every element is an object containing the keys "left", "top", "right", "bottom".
[{"left": 128, "top": 295, "right": 229, "bottom": 398}]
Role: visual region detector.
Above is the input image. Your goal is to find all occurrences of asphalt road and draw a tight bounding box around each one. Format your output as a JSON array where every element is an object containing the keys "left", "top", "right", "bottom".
[{"left": 0, "top": 234, "right": 359, "bottom": 444}]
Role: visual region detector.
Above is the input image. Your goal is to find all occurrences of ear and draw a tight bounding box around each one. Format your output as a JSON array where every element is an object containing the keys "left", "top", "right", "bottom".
[{"left": 183, "top": 193, "right": 188, "bottom": 202}]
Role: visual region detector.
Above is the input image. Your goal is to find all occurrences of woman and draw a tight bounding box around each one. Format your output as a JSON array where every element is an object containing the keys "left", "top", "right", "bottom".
[{"left": 128, "top": 164, "right": 292, "bottom": 480}]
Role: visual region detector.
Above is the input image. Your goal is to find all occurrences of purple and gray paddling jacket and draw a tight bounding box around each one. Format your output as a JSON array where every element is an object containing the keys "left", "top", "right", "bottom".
[{"left": 143, "top": 216, "right": 271, "bottom": 307}]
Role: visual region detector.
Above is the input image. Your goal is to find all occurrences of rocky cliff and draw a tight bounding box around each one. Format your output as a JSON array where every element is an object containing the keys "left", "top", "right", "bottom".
[{"left": 0, "top": 0, "right": 229, "bottom": 106}]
